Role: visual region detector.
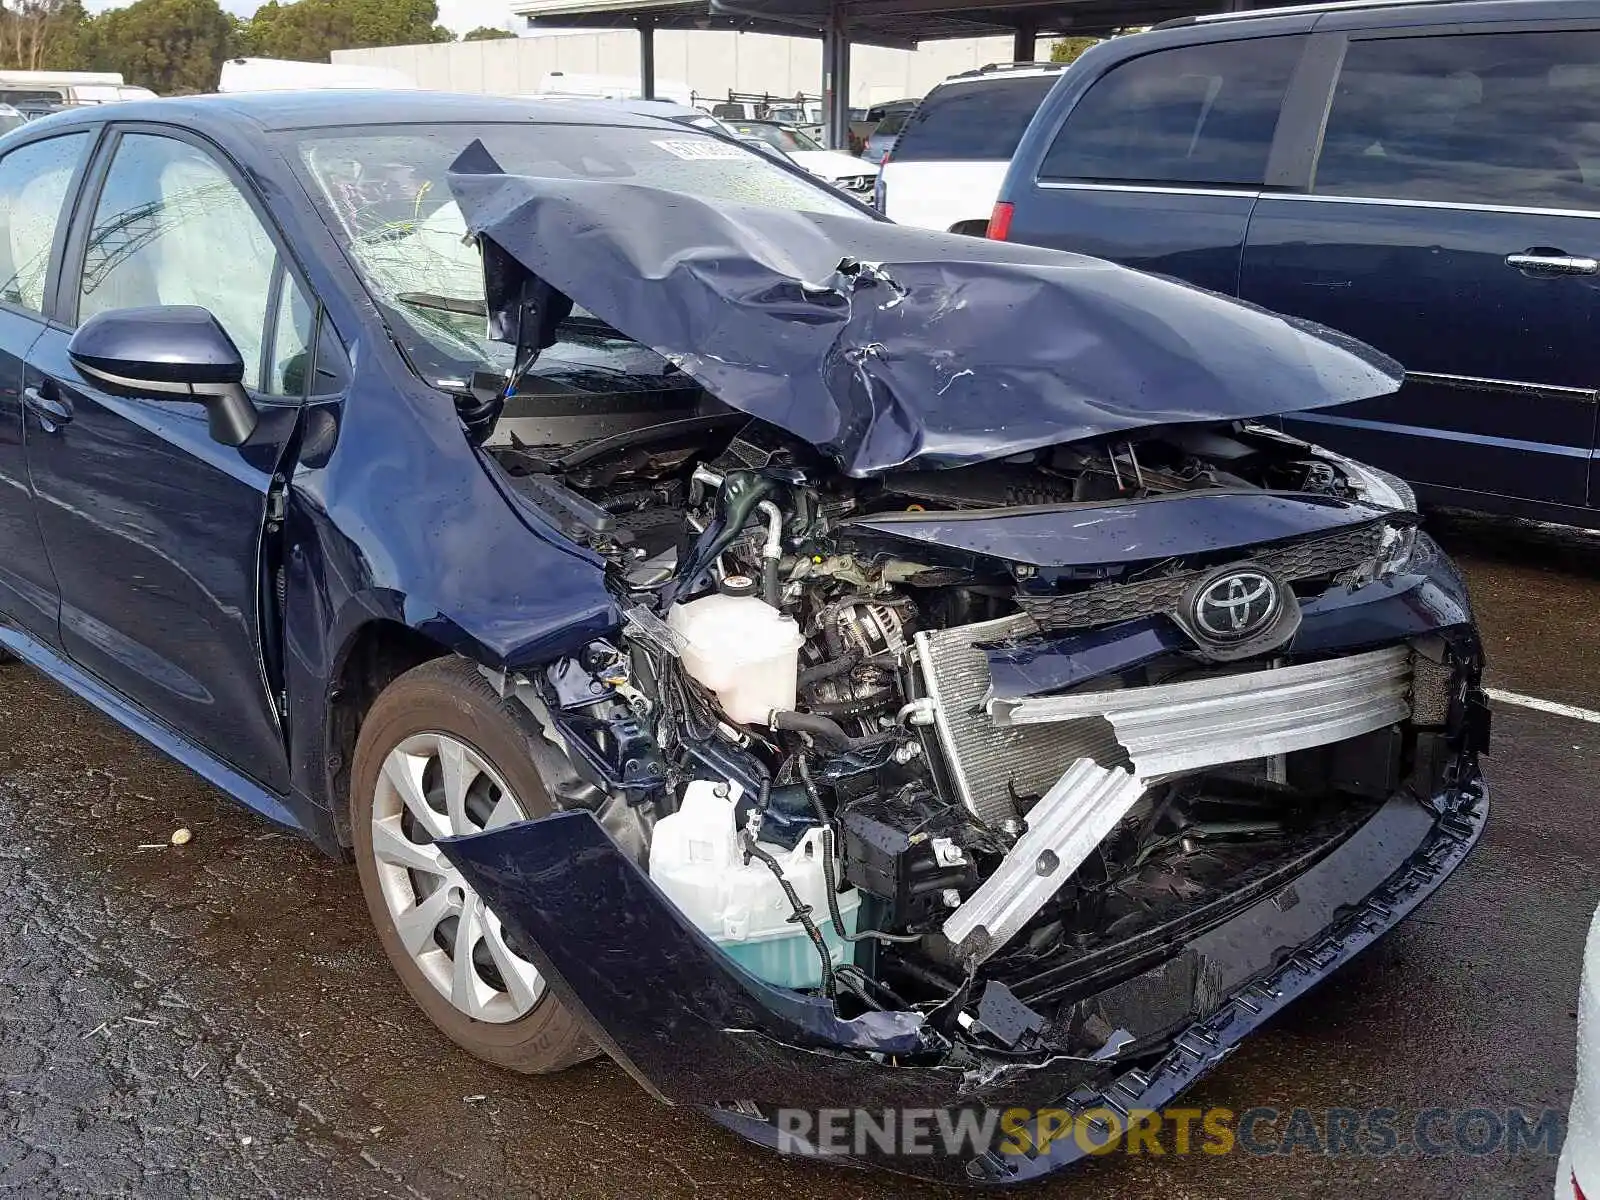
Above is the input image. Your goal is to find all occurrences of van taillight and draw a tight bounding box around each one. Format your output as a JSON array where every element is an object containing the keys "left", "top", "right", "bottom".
[{"left": 986, "top": 201, "right": 1014, "bottom": 241}]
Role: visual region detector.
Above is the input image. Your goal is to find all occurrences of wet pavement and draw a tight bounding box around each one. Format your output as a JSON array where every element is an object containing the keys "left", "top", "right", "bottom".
[{"left": 2, "top": 514, "right": 1596, "bottom": 1200}]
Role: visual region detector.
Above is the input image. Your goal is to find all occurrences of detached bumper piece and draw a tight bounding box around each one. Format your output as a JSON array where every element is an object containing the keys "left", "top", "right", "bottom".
[
  {"left": 944, "top": 647, "right": 1413, "bottom": 964},
  {"left": 438, "top": 770, "right": 1486, "bottom": 1187}
]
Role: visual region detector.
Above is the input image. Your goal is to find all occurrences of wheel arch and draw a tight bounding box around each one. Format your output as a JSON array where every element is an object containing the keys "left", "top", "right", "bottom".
[{"left": 324, "top": 618, "right": 454, "bottom": 849}]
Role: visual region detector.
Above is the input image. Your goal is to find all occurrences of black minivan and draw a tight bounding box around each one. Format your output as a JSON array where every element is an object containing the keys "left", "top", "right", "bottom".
[{"left": 997, "top": 0, "right": 1600, "bottom": 527}]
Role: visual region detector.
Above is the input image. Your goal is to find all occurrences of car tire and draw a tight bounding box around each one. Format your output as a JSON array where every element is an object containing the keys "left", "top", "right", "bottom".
[{"left": 349, "top": 655, "right": 596, "bottom": 1074}]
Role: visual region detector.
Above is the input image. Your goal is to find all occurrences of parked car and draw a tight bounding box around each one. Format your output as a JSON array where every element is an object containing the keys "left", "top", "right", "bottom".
[
  {"left": 877, "top": 63, "right": 1064, "bottom": 233},
  {"left": 0, "top": 91, "right": 1488, "bottom": 1185},
  {"left": 1559, "top": 901, "right": 1598, "bottom": 1199},
  {"left": 859, "top": 98, "right": 916, "bottom": 163},
  {"left": 725, "top": 118, "right": 877, "bottom": 197},
  {"left": 996, "top": 0, "right": 1600, "bottom": 528}
]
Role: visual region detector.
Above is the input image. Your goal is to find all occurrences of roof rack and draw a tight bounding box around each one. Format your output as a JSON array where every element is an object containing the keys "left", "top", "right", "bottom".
[
  {"left": 949, "top": 61, "right": 1067, "bottom": 79},
  {"left": 1157, "top": 0, "right": 1456, "bottom": 29}
]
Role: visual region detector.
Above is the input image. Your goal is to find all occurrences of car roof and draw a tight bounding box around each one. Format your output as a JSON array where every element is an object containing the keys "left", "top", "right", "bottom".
[
  {"left": 24, "top": 89, "right": 686, "bottom": 136},
  {"left": 1154, "top": 0, "right": 1593, "bottom": 33}
]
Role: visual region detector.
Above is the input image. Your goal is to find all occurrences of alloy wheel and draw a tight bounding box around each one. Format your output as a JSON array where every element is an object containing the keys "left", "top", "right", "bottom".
[{"left": 369, "top": 732, "right": 542, "bottom": 1024}]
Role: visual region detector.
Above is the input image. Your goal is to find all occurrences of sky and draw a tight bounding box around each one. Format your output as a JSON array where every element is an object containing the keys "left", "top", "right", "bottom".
[{"left": 83, "top": 0, "right": 524, "bottom": 36}]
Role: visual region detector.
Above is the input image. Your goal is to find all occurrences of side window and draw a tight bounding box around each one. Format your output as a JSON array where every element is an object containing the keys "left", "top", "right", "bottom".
[
  {"left": 0, "top": 133, "right": 88, "bottom": 313},
  {"left": 267, "top": 276, "right": 313, "bottom": 396},
  {"left": 1039, "top": 36, "right": 1304, "bottom": 187},
  {"left": 79, "top": 134, "right": 281, "bottom": 391},
  {"left": 1314, "top": 32, "right": 1600, "bottom": 211}
]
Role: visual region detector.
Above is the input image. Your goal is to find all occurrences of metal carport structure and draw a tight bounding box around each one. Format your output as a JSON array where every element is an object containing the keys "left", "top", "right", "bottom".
[{"left": 510, "top": 0, "right": 1271, "bottom": 146}]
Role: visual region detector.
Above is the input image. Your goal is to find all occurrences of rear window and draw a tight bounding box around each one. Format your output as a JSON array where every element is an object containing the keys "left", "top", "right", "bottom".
[
  {"left": 889, "top": 74, "right": 1058, "bottom": 162},
  {"left": 1039, "top": 36, "right": 1303, "bottom": 187},
  {"left": 874, "top": 107, "right": 913, "bottom": 137},
  {"left": 1314, "top": 31, "right": 1600, "bottom": 211}
]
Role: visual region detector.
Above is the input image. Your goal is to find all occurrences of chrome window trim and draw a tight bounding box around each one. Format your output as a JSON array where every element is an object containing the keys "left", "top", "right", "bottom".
[
  {"left": 1266, "top": 191, "right": 1600, "bottom": 221},
  {"left": 1406, "top": 370, "right": 1598, "bottom": 403},
  {"left": 1033, "top": 179, "right": 1264, "bottom": 198}
]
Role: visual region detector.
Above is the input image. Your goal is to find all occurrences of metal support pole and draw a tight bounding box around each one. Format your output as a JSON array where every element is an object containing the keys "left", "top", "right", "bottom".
[
  {"left": 1013, "top": 19, "right": 1038, "bottom": 63},
  {"left": 823, "top": 2, "right": 851, "bottom": 151},
  {"left": 638, "top": 19, "right": 656, "bottom": 100}
]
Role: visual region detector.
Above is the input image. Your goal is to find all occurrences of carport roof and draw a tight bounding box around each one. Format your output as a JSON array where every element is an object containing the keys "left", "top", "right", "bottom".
[{"left": 510, "top": 0, "right": 1223, "bottom": 46}]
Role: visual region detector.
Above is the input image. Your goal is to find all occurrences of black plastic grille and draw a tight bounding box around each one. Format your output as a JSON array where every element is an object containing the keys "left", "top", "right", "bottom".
[{"left": 1016, "top": 522, "right": 1388, "bottom": 633}]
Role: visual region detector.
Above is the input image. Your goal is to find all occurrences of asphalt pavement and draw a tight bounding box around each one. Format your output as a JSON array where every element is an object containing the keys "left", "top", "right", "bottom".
[{"left": 1, "top": 512, "right": 1595, "bottom": 1200}]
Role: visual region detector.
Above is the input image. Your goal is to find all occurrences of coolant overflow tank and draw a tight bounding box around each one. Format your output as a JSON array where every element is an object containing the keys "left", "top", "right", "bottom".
[
  {"left": 649, "top": 780, "right": 858, "bottom": 990},
  {"left": 667, "top": 594, "right": 804, "bottom": 724}
]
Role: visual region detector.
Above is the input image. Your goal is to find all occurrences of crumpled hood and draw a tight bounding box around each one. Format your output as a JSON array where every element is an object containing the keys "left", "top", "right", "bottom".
[{"left": 447, "top": 143, "right": 1403, "bottom": 477}]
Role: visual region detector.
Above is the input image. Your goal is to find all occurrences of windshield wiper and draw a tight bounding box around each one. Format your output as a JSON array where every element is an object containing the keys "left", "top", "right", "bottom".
[{"left": 397, "top": 291, "right": 489, "bottom": 317}]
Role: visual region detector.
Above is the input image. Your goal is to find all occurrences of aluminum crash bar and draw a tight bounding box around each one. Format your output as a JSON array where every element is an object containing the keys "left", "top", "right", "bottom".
[{"left": 944, "top": 647, "right": 1413, "bottom": 965}]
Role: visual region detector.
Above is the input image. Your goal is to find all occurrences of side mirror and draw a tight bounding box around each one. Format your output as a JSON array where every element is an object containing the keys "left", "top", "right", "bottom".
[{"left": 68, "top": 305, "right": 260, "bottom": 446}]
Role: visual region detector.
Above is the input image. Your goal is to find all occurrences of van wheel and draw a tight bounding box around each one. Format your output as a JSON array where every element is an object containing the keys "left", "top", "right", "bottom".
[{"left": 349, "top": 656, "right": 596, "bottom": 1073}]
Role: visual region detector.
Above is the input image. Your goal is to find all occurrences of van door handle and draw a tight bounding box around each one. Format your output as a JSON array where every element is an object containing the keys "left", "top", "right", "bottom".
[
  {"left": 22, "top": 385, "right": 73, "bottom": 427},
  {"left": 1506, "top": 251, "right": 1600, "bottom": 277}
]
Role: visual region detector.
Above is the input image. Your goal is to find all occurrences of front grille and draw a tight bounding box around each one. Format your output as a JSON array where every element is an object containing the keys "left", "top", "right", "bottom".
[{"left": 1015, "top": 522, "right": 1387, "bottom": 633}]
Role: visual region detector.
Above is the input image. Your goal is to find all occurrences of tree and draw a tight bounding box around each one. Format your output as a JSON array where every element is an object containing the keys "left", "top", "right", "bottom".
[
  {"left": 93, "top": 0, "right": 237, "bottom": 93},
  {"left": 0, "top": 0, "right": 93, "bottom": 70},
  {"left": 1049, "top": 36, "right": 1099, "bottom": 65},
  {"left": 462, "top": 26, "right": 513, "bottom": 41},
  {"left": 244, "top": 0, "right": 453, "bottom": 62}
]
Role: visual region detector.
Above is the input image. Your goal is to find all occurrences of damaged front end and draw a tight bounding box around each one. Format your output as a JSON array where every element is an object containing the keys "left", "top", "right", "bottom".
[{"left": 434, "top": 150, "right": 1489, "bottom": 1184}]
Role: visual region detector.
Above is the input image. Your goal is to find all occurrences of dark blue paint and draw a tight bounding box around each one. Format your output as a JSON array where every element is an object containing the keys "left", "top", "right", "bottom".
[
  {"left": 1245, "top": 199, "right": 1600, "bottom": 508},
  {"left": 69, "top": 304, "right": 247, "bottom": 385},
  {"left": 440, "top": 771, "right": 1487, "bottom": 1185},
  {"left": 451, "top": 152, "right": 1402, "bottom": 478},
  {"left": 986, "top": 531, "right": 1473, "bottom": 699},
  {"left": 0, "top": 94, "right": 645, "bottom": 844},
  {"left": 0, "top": 620, "right": 302, "bottom": 829},
  {"left": 0, "top": 310, "right": 56, "bottom": 646},
  {"left": 847, "top": 491, "right": 1389, "bottom": 569},
  {"left": 999, "top": 0, "right": 1600, "bottom": 526}
]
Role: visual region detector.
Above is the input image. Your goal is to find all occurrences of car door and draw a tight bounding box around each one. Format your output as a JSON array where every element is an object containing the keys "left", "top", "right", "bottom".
[
  {"left": 1007, "top": 34, "right": 1307, "bottom": 295},
  {"left": 1242, "top": 27, "right": 1600, "bottom": 512},
  {"left": 0, "top": 131, "right": 93, "bottom": 649},
  {"left": 24, "top": 127, "right": 318, "bottom": 793}
]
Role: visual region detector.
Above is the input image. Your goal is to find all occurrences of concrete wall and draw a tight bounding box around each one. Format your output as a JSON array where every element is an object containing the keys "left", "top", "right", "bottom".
[{"left": 333, "top": 30, "right": 1028, "bottom": 105}]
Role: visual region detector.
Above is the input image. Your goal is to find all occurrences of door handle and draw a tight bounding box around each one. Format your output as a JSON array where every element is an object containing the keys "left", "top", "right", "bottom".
[
  {"left": 1505, "top": 251, "right": 1600, "bottom": 277},
  {"left": 22, "top": 385, "right": 72, "bottom": 428}
]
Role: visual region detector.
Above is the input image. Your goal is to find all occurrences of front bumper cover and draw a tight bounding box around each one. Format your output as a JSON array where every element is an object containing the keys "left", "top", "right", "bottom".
[{"left": 440, "top": 764, "right": 1487, "bottom": 1186}]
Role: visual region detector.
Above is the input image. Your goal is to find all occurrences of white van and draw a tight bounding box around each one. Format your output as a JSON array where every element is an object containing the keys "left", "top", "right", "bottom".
[
  {"left": 533, "top": 72, "right": 693, "bottom": 106},
  {"left": 0, "top": 70, "right": 156, "bottom": 107},
  {"left": 218, "top": 58, "right": 417, "bottom": 93}
]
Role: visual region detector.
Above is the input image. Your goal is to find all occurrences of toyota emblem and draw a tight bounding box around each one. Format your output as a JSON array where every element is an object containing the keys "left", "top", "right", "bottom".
[{"left": 1191, "top": 568, "right": 1280, "bottom": 643}]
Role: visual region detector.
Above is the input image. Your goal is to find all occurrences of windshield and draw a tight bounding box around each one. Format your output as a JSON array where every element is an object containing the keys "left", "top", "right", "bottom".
[
  {"left": 288, "top": 121, "right": 863, "bottom": 385},
  {"left": 728, "top": 122, "right": 820, "bottom": 153}
]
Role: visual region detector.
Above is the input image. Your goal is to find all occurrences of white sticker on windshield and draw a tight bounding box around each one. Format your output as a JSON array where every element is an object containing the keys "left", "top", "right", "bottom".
[{"left": 652, "top": 138, "right": 745, "bottom": 161}]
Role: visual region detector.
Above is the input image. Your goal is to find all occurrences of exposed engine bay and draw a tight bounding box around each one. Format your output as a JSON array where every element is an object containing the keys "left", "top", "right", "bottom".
[{"left": 481, "top": 400, "right": 1475, "bottom": 1048}]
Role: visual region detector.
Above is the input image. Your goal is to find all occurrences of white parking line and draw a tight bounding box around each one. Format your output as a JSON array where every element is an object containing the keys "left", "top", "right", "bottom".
[{"left": 1486, "top": 688, "right": 1600, "bottom": 725}]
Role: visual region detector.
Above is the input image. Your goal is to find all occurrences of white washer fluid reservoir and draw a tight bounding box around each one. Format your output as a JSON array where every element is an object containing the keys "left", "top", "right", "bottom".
[
  {"left": 666, "top": 593, "right": 805, "bottom": 725},
  {"left": 648, "top": 779, "right": 859, "bottom": 989}
]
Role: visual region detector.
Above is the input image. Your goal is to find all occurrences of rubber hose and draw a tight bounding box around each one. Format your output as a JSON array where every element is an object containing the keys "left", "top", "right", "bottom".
[
  {"left": 769, "top": 709, "right": 856, "bottom": 751},
  {"left": 743, "top": 837, "right": 834, "bottom": 997},
  {"left": 761, "top": 555, "right": 780, "bottom": 608},
  {"left": 797, "top": 651, "right": 861, "bottom": 690}
]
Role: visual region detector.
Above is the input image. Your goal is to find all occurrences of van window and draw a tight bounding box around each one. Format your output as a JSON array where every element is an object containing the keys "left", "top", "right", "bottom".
[
  {"left": 1039, "top": 36, "right": 1303, "bottom": 186},
  {"left": 1314, "top": 31, "right": 1600, "bottom": 211},
  {"left": 889, "top": 75, "right": 1058, "bottom": 163}
]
